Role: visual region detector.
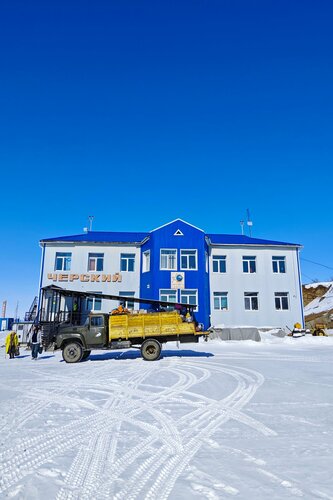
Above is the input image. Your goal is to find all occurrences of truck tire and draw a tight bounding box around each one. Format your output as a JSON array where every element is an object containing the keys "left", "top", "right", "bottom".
[
  {"left": 62, "top": 342, "right": 84, "bottom": 363},
  {"left": 82, "top": 350, "right": 91, "bottom": 360},
  {"left": 141, "top": 339, "right": 161, "bottom": 361}
]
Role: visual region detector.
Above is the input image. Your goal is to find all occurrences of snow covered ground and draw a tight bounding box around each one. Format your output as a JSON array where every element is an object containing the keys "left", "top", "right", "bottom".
[{"left": 1, "top": 333, "right": 333, "bottom": 499}]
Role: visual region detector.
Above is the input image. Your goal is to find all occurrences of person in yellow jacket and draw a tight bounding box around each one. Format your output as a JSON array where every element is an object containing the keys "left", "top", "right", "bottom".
[{"left": 5, "top": 331, "right": 19, "bottom": 359}]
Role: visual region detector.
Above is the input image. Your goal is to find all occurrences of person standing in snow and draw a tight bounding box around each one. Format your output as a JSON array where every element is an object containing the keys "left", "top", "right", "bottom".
[
  {"left": 5, "top": 331, "right": 19, "bottom": 359},
  {"left": 30, "top": 327, "right": 42, "bottom": 360}
]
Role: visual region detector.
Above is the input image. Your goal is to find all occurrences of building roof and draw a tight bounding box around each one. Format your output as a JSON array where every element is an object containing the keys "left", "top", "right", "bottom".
[
  {"left": 40, "top": 221, "right": 300, "bottom": 247},
  {"left": 41, "top": 231, "right": 149, "bottom": 244},
  {"left": 207, "top": 234, "right": 300, "bottom": 247}
]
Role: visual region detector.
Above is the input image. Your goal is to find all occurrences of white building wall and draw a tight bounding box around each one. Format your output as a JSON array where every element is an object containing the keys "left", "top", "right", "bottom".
[
  {"left": 41, "top": 243, "right": 141, "bottom": 312},
  {"left": 209, "top": 246, "right": 303, "bottom": 329}
]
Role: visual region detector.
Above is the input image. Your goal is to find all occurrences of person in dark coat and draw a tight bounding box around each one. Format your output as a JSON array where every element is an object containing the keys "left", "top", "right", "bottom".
[{"left": 30, "top": 327, "right": 42, "bottom": 360}]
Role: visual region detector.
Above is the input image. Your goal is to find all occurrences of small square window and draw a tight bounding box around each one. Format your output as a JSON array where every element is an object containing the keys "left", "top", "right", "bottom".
[
  {"left": 160, "top": 250, "right": 177, "bottom": 270},
  {"left": 88, "top": 253, "right": 104, "bottom": 272},
  {"left": 121, "top": 254, "right": 135, "bottom": 272},
  {"left": 55, "top": 252, "right": 72, "bottom": 271},
  {"left": 272, "top": 256, "right": 286, "bottom": 273},
  {"left": 212, "top": 256, "right": 226, "bottom": 273},
  {"left": 180, "top": 250, "right": 197, "bottom": 270},
  {"left": 275, "top": 292, "right": 289, "bottom": 310},
  {"left": 244, "top": 292, "right": 259, "bottom": 310},
  {"left": 243, "top": 256, "right": 256, "bottom": 273},
  {"left": 213, "top": 292, "right": 228, "bottom": 310}
]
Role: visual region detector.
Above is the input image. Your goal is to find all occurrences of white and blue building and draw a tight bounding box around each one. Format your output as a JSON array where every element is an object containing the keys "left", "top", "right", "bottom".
[{"left": 39, "top": 219, "right": 304, "bottom": 329}]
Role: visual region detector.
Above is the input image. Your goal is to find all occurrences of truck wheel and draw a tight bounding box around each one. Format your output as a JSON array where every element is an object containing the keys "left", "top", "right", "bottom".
[
  {"left": 62, "top": 342, "right": 83, "bottom": 363},
  {"left": 141, "top": 339, "right": 161, "bottom": 361},
  {"left": 82, "top": 350, "right": 91, "bottom": 360}
]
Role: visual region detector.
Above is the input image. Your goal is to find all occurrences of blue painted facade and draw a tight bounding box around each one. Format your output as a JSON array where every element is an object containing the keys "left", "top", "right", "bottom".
[{"left": 140, "top": 220, "right": 211, "bottom": 327}]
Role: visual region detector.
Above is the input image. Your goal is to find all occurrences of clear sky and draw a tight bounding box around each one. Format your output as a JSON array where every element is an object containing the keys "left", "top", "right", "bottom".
[{"left": 1, "top": 0, "right": 333, "bottom": 318}]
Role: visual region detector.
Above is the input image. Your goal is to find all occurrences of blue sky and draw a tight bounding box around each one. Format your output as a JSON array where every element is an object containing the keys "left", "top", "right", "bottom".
[{"left": 1, "top": 0, "right": 333, "bottom": 318}]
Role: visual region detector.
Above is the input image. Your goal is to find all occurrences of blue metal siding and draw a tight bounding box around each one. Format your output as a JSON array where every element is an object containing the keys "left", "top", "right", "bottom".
[
  {"left": 140, "top": 220, "right": 211, "bottom": 328},
  {"left": 41, "top": 231, "right": 148, "bottom": 243},
  {"left": 208, "top": 234, "right": 300, "bottom": 246}
]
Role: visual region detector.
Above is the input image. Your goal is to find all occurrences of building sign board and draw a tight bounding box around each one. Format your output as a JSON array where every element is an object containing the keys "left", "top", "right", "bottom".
[
  {"left": 171, "top": 272, "right": 185, "bottom": 289},
  {"left": 47, "top": 273, "right": 122, "bottom": 283}
]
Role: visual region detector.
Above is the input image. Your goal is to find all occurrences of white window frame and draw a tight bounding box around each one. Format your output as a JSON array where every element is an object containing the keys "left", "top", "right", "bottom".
[
  {"left": 180, "top": 249, "right": 197, "bottom": 270},
  {"left": 180, "top": 289, "right": 198, "bottom": 311},
  {"left": 119, "top": 291, "right": 135, "bottom": 309},
  {"left": 244, "top": 292, "right": 259, "bottom": 311},
  {"left": 55, "top": 252, "right": 72, "bottom": 271},
  {"left": 120, "top": 253, "right": 135, "bottom": 272},
  {"left": 275, "top": 292, "right": 289, "bottom": 310},
  {"left": 272, "top": 256, "right": 286, "bottom": 273},
  {"left": 213, "top": 292, "right": 228, "bottom": 310},
  {"left": 88, "top": 253, "right": 104, "bottom": 272},
  {"left": 86, "top": 292, "right": 102, "bottom": 311},
  {"left": 212, "top": 255, "right": 226, "bottom": 273},
  {"left": 243, "top": 256, "right": 256, "bottom": 273},
  {"left": 159, "top": 289, "right": 177, "bottom": 308},
  {"left": 142, "top": 250, "right": 150, "bottom": 272},
  {"left": 160, "top": 249, "right": 177, "bottom": 270}
]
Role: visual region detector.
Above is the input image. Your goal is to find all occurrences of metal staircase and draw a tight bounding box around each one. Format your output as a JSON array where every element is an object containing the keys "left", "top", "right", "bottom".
[{"left": 25, "top": 296, "right": 38, "bottom": 321}]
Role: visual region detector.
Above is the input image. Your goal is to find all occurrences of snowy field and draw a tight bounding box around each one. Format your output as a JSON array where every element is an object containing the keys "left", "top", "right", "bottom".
[{"left": 1, "top": 334, "right": 333, "bottom": 500}]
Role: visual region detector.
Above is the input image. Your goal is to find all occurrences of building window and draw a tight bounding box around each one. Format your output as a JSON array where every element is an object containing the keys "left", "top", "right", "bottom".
[
  {"left": 244, "top": 292, "right": 259, "bottom": 310},
  {"left": 272, "top": 256, "right": 286, "bottom": 273},
  {"left": 143, "top": 251, "right": 150, "bottom": 272},
  {"left": 87, "top": 293, "right": 102, "bottom": 311},
  {"left": 180, "top": 250, "right": 197, "bottom": 270},
  {"left": 212, "top": 255, "right": 226, "bottom": 273},
  {"left": 121, "top": 253, "right": 135, "bottom": 272},
  {"left": 275, "top": 292, "right": 289, "bottom": 310},
  {"left": 160, "top": 249, "right": 177, "bottom": 270},
  {"left": 243, "top": 256, "right": 256, "bottom": 273},
  {"left": 160, "top": 289, "right": 177, "bottom": 309},
  {"left": 55, "top": 252, "right": 72, "bottom": 271},
  {"left": 213, "top": 292, "right": 228, "bottom": 310},
  {"left": 88, "top": 253, "right": 104, "bottom": 272},
  {"left": 180, "top": 289, "right": 198, "bottom": 311},
  {"left": 119, "top": 291, "right": 135, "bottom": 309}
]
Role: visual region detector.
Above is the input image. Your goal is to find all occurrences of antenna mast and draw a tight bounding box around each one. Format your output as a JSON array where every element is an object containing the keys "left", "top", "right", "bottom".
[
  {"left": 246, "top": 209, "right": 253, "bottom": 237},
  {"left": 88, "top": 215, "right": 95, "bottom": 232}
]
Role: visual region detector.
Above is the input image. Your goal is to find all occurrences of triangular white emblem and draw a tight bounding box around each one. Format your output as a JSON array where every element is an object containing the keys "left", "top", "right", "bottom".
[{"left": 174, "top": 229, "right": 183, "bottom": 236}]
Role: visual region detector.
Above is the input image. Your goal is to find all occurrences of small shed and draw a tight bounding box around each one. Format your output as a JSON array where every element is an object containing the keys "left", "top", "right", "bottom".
[{"left": 0, "top": 317, "right": 14, "bottom": 331}]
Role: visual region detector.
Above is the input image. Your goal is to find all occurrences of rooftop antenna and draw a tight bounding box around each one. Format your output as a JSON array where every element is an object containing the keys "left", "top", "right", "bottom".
[
  {"left": 88, "top": 215, "right": 95, "bottom": 232},
  {"left": 246, "top": 208, "right": 253, "bottom": 237},
  {"left": 240, "top": 220, "right": 244, "bottom": 235}
]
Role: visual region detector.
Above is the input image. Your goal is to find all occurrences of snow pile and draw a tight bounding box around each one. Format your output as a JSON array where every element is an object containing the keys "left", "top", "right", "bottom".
[{"left": 304, "top": 281, "right": 332, "bottom": 289}]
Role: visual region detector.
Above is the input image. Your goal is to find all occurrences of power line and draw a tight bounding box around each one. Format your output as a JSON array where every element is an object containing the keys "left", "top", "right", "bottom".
[
  {"left": 301, "top": 272, "right": 318, "bottom": 283},
  {"left": 300, "top": 257, "right": 333, "bottom": 271}
]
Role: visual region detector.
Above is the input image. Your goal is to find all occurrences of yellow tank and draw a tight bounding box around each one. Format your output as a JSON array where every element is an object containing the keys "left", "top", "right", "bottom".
[{"left": 109, "top": 311, "right": 197, "bottom": 341}]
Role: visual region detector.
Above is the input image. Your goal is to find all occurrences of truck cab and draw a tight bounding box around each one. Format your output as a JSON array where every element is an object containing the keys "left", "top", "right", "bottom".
[{"left": 54, "top": 314, "right": 109, "bottom": 361}]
